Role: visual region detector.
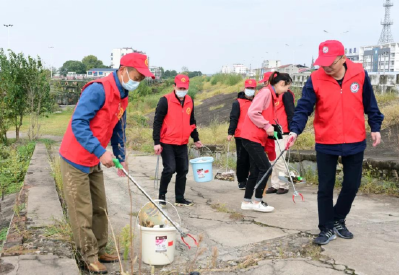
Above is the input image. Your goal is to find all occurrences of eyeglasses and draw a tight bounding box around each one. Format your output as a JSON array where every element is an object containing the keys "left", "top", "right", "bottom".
[{"left": 326, "top": 55, "right": 344, "bottom": 67}]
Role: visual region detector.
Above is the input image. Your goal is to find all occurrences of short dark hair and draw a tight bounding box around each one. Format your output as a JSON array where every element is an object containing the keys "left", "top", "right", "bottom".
[{"left": 268, "top": 72, "right": 292, "bottom": 86}]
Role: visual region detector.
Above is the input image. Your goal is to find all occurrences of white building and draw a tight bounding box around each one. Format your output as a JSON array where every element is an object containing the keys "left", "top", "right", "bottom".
[
  {"left": 87, "top": 68, "right": 115, "bottom": 78},
  {"left": 149, "top": 66, "right": 162, "bottom": 79},
  {"left": 359, "top": 42, "right": 399, "bottom": 73},
  {"left": 111, "top": 47, "right": 146, "bottom": 68},
  {"left": 221, "top": 64, "right": 248, "bottom": 75},
  {"left": 262, "top": 60, "right": 281, "bottom": 68},
  {"left": 221, "top": 65, "right": 233, "bottom": 74},
  {"left": 233, "top": 64, "right": 248, "bottom": 75},
  {"left": 345, "top": 47, "right": 361, "bottom": 63}
]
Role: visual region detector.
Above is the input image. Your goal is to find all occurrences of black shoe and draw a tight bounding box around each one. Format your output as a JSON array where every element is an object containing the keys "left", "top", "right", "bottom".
[
  {"left": 175, "top": 198, "right": 193, "bottom": 206},
  {"left": 158, "top": 195, "right": 166, "bottom": 207},
  {"left": 238, "top": 182, "right": 246, "bottom": 190},
  {"left": 276, "top": 188, "right": 289, "bottom": 194},
  {"left": 334, "top": 220, "right": 353, "bottom": 239},
  {"left": 313, "top": 229, "right": 336, "bottom": 245},
  {"left": 266, "top": 187, "right": 277, "bottom": 194}
]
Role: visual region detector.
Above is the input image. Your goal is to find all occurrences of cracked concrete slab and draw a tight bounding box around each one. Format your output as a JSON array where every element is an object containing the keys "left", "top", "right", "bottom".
[
  {"left": 25, "top": 143, "right": 63, "bottom": 227},
  {"left": 92, "top": 153, "right": 398, "bottom": 274},
  {"left": 1, "top": 255, "right": 79, "bottom": 275}
]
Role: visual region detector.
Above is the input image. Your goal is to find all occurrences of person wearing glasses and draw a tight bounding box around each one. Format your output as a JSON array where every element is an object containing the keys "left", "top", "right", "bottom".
[{"left": 287, "top": 40, "right": 384, "bottom": 245}]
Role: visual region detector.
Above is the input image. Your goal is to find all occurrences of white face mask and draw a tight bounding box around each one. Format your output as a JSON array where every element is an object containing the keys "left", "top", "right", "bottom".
[
  {"left": 175, "top": 89, "right": 188, "bottom": 98},
  {"left": 121, "top": 69, "right": 140, "bottom": 91},
  {"left": 245, "top": 88, "right": 255, "bottom": 97}
]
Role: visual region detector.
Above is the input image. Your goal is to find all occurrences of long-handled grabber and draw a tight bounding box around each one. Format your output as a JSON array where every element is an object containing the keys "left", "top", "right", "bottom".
[
  {"left": 274, "top": 136, "right": 304, "bottom": 203},
  {"left": 113, "top": 159, "right": 198, "bottom": 249}
]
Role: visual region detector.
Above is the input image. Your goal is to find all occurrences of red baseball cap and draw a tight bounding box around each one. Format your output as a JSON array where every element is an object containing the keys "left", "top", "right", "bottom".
[
  {"left": 245, "top": 79, "right": 257, "bottom": 88},
  {"left": 120, "top": 53, "right": 155, "bottom": 79},
  {"left": 175, "top": 74, "right": 190, "bottom": 89},
  {"left": 258, "top": 72, "right": 273, "bottom": 83},
  {"left": 314, "top": 40, "right": 345, "bottom": 67}
]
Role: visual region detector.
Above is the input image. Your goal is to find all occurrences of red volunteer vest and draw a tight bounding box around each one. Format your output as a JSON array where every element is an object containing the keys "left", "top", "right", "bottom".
[
  {"left": 311, "top": 60, "right": 366, "bottom": 144},
  {"left": 160, "top": 92, "right": 196, "bottom": 145},
  {"left": 241, "top": 87, "right": 276, "bottom": 147},
  {"left": 234, "top": 98, "right": 252, "bottom": 138},
  {"left": 59, "top": 74, "right": 129, "bottom": 166},
  {"left": 275, "top": 90, "right": 295, "bottom": 133}
]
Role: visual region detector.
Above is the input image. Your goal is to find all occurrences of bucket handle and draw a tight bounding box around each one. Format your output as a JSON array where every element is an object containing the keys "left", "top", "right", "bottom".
[{"left": 135, "top": 200, "right": 182, "bottom": 230}]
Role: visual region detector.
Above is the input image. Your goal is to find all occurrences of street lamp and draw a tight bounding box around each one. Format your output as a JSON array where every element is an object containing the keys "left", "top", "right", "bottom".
[
  {"left": 49, "top": 46, "right": 54, "bottom": 78},
  {"left": 3, "top": 24, "right": 13, "bottom": 49}
]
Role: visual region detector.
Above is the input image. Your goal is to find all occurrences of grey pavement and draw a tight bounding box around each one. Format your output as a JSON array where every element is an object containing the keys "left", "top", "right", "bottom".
[
  {"left": 101, "top": 153, "right": 399, "bottom": 275},
  {"left": 25, "top": 143, "right": 64, "bottom": 227},
  {"left": 0, "top": 255, "right": 79, "bottom": 275}
]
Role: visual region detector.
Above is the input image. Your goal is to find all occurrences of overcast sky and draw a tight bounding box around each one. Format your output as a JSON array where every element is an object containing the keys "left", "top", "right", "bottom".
[{"left": 1, "top": 0, "right": 399, "bottom": 74}]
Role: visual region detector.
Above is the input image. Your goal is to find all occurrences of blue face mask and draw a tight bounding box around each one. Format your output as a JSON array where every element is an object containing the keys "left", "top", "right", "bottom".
[
  {"left": 121, "top": 69, "right": 140, "bottom": 91},
  {"left": 244, "top": 88, "right": 255, "bottom": 97},
  {"left": 175, "top": 89, "right": 188, "bottom": 98}
]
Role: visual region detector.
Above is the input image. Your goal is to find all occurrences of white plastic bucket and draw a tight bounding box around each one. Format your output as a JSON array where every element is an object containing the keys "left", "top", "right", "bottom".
[
  {"left": 137, "top": 200, "right": 181, "bottom": 266},
  {"left": 140, "top": 225, "right": 176, "bottom": 265}
]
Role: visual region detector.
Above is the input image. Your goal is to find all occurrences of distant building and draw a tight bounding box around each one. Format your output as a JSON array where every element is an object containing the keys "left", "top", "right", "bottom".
[
  {"left": 149, "top": 66, "right": 162, "bottom": 79},
  {"left": 276, "top": 64, "right": 309, "bottom": 75},
  {"left": 111, "top": 47, "right": 147, "bottom": 68},
  {"left": 359, "top": 42, "right": 399, "bottom": 72},
  {"left": 87, "top": 68, "right": 115, "bottom": 78},
  {"left": 262, "top": 60, "right": 281, "bottom": 68},
  {"left": 345, "top": 47, "right": 361, "bottom": 62},
  {"left": 221, "top": 64, "right": 248, "bottom": 75}
]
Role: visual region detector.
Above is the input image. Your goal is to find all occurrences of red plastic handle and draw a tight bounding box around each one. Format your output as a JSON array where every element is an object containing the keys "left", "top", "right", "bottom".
[
  {"left": 286, "top": 136, "right": 294, "bottom": 150},
  {"left": 181, "top": 234, "right": 198, "bottom": 249}
]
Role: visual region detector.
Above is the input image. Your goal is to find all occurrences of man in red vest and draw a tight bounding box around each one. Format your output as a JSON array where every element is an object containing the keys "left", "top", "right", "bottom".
[
  {"left": 287, "top": 40, "right": 384, "bottom": 245},
  {"left": 227, "top": 79, "right": 256, "bottom": 190},
  {"left": 153, "top": 75, "right": 202, "bottom": 207},
  {"left": 59, "top": 53, "right": 154, "bottom": 273}
]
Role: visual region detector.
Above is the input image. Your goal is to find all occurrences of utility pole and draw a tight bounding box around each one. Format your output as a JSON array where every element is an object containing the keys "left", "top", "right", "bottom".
[
  {"left": 3, "top": 24, "right": 13, "bottom": 49},
  {"left": 49, "top": 46, "right": 54, "bottom": 78}
]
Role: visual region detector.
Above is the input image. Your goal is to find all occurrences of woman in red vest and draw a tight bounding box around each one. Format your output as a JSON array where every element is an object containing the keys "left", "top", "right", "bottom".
[
  {"left": 227, "top": 79, "right": 257, "bottom": 190},
  {"left": 153, "top": 75, "right": 203, "bottom": 207},
  {"left": 240, "top": 72, "right": 292, "bottom": 212},
  {"left": 264, "top": 78, "right": 295, "bottom": 195}
]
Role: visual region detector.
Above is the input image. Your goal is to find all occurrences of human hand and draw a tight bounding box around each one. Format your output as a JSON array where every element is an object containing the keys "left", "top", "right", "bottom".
[
  {"left": 371, "top": 132, "right": 381, "bottom": 147},
  {"left": 195, "top": 141, "right": 203, "bottom": 148},
  {"left": 99, "top": 151, "right": 114, "bottom": 168},
  {"left": 154, "top": 144, "right": 163, "bottom": 155},
  {"left": 117, "top": 162, "right": 128, "bottom": 177}
]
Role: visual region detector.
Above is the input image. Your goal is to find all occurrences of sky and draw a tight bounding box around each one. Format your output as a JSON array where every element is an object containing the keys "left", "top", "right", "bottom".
[{"left": 0, "top": 0, "right": 399, "bottom": 74}]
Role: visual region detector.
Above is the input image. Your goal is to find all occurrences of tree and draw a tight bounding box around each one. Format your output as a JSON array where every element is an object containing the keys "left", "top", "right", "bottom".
[
  {"left": 181, "top": 66, "right": 189, "bottom": 73},
  {"left": 82, "top": 55, "right": 108, "bottom": 71},
  {"left": 59, "top": 60, "right": 86, "bottom": 76},
  {"left": 0, "top": 49, "right": 53, "bottom": 141}
]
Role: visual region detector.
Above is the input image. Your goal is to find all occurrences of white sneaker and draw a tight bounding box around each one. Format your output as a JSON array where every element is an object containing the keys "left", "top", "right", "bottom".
[
  {"left": 253, "top": 201, "right": 274, "bottom": 213},
  {"left": 241, "top": 201, "right": 253, "bottom": 210}
]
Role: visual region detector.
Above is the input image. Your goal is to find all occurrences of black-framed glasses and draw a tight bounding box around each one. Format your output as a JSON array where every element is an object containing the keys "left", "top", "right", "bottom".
[{"left": 328, "top": 55, "right": 344, "bottom": 67}]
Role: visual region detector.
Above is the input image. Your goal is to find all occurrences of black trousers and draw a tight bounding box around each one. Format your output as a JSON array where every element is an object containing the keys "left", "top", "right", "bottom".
[
  {"left": 316, "top": 151, "right": 364, "bottom": 231},
  {"left": 159, "top": 143, "right": 189, "bottom": 200},
  {"left": 235, "top": 137, "right": 250, "bottom": 183},
  {"left": 242, "top": 139, "right": 272, "bottom": 201}
]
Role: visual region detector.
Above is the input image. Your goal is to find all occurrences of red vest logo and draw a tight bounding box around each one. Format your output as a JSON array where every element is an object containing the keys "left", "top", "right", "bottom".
[
  {"left": 350, "top": 82, "right": 360, "bottom": 93},
  {"left": 186, "top": 107, "right": 191, "bottom": 115}
]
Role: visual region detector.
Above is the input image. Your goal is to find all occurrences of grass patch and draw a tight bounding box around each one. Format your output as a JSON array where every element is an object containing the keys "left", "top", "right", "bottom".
[
  {"left": 0, "top": 141, "right": 35, "bottom": 197},
  {"left": 0, "top": 227, "right": 8, "bottom": 242},
  {"left": 209, "top": 104, "right": 225, "bottom": 111},
  {"left": 44, "top": 219, "right": 73, "bottom": 241},
  {"left": 19, "top": 109, "right": 73, "bottom": 136},
  {"left": 210, "top": 203, "right": 244, "bottom": 221}
]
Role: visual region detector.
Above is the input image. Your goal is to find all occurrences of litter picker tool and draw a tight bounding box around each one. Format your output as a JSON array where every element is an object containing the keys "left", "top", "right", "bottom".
[
  {"left": 274, "top": 135, "right": 304, "bottom": 203},
  {"left": 113, "top": 159, "right": 198, "bottom": 249},
  {"left": 154, "top": 154, "right": 160, "bottom": 190}
]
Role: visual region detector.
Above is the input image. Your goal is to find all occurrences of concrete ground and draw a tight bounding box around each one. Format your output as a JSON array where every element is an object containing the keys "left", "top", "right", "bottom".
[{"left": 101, "top": 153, "right": 399, "bottom": 275}]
